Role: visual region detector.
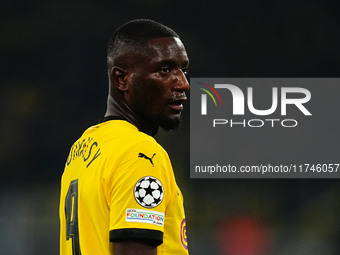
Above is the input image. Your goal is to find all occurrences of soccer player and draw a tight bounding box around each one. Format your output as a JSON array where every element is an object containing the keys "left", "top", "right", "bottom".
[{"left": 59, "top": 19, "right": 190, "bottom": 255}]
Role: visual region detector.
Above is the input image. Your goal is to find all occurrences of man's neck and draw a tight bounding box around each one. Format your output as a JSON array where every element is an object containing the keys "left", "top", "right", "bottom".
[{"left": 104, "top": 95, "right": 159, "bottom": 136}]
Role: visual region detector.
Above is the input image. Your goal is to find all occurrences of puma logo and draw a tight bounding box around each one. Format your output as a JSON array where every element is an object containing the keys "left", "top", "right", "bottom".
[{"left": 138, "top": 153, "right": 156, "bottom": 167}]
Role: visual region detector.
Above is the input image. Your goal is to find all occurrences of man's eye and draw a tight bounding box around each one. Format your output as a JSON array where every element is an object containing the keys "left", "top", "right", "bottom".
[
  {"left": 161, "top": 67, "right": 171, "bottom": 73},
  {"left": 182, "top": 68, "right": 188, "bottom": 75}
]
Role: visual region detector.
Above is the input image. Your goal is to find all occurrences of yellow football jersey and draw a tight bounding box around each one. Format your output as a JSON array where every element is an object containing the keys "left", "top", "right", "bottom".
[{"left": 59, "top": 120, "right": 189, "bottom": 255}]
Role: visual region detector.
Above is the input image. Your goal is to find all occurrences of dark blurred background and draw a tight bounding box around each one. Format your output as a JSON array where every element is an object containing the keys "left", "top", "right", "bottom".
[{"left": 1, "top": 0, "right": 340, "bottom": 254}]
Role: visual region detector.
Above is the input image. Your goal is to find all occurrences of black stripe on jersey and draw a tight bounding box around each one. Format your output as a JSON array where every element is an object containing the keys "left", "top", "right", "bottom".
[
  {"left": 110, "top": 228, "right": 163, "bottom": 247},
  {"left": 101, "top": 116, "right": 126, "bottom": 123}
]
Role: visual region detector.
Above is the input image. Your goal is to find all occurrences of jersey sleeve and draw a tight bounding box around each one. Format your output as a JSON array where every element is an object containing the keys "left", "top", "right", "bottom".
[{"left": 104, "top": 138, "right": 173, "bottom": 246}]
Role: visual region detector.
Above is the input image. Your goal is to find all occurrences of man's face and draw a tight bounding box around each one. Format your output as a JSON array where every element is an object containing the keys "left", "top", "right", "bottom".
[{"left": 125, "top": 37, "right": 189, "bottom": 130}]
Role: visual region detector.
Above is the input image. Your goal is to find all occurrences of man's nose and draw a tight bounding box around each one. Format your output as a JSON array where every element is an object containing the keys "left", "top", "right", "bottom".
[{"left": 173, "top": 69, "right": 189, "bottom": 91}]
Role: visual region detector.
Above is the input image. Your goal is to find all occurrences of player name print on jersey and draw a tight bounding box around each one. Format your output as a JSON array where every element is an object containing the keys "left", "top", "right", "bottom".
[{"left": 66, "top": 137, "right": 101, "bottom": 168}]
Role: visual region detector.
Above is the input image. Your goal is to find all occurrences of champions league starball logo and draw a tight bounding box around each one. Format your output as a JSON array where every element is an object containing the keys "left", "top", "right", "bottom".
[
  {"left": 134, "top": 176, "right": 164, "bottom": 208},
  {"left": 198, "top": 82, "right": 312, "bottom": 128}
]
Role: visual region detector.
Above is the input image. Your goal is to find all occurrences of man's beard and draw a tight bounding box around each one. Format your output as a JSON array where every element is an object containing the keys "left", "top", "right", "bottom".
[{"left": 157, "top": 114, "right": 182, "bottom": 131}]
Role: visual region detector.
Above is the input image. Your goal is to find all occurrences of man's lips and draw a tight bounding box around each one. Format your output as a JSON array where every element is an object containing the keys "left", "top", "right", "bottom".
[
  {"left": 168, "top": 103, "right": 183, "bottom": 111},
  {"left": 168, "top": 98, "right": 186, "bottom": 111}
]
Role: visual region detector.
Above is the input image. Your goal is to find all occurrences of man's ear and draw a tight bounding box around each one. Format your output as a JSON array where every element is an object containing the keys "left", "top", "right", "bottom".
[{"left": 110, "top": 66, "right": 128, "bottom": 92}]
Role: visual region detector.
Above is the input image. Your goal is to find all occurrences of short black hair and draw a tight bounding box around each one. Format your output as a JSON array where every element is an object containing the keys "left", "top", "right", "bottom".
[{"left": 107, "top": 19, "right": 179, "bottom": 66}]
